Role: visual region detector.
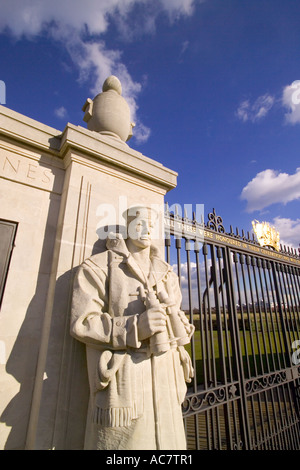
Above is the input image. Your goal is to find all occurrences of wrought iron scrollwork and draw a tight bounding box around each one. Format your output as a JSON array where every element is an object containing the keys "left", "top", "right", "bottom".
[
  {"left": 182, "top": 394, "right": 204, "bottom": 414},
  {"left": 182, "top": 383, "right": 239, "bottom": 416},
  {"left": 245, "top": 371, "right": 287, "bottom": 395},
  {"left": 207, "top": 208, "right": 225, "bottom": 233}
]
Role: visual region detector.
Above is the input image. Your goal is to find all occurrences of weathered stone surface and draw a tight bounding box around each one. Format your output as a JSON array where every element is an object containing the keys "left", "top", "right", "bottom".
[{"left": 70, "top": 206, "right": 194, "bottom": 450}]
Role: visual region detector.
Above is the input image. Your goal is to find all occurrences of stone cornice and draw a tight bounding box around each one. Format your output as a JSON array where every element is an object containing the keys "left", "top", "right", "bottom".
[
  {"left": 0, "top": 105, "right": 177, "bottom": 193},
  {"left": 60, "top": 123, "right": 177, "bottom": 192},
  {"left": 0, "top": 105, "right": 62, "bottom": 155}
]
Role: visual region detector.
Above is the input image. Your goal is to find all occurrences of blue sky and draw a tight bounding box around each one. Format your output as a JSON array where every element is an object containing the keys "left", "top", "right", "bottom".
[{"left": 1, "top": 0, "right": 300, "bottom": 250}]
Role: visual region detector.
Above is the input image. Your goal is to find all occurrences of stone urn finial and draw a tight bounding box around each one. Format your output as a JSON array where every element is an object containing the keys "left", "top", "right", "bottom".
[{"left": 82, "top": 75, "right": 135, "bottom": 142}]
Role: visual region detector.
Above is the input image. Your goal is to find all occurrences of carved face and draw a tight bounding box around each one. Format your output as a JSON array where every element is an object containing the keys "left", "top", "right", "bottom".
[{"left": 127, "top": 216, "right": 154, "bottom": 249}]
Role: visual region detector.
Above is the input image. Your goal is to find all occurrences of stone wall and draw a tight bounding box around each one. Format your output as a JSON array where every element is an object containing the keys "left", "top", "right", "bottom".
[{"left": 0, "top": 104, "right": 177, "bottom": 449}]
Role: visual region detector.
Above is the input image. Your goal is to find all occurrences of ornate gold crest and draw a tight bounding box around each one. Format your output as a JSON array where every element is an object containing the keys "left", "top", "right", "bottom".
[{"left": 252, "top": 220, "right": 280, "bottom": 251}]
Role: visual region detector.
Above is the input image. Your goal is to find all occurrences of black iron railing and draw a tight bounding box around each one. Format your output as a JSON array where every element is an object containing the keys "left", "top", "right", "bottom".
[{"left": 165, "top": 206, "right": 300, "bottom": 450}]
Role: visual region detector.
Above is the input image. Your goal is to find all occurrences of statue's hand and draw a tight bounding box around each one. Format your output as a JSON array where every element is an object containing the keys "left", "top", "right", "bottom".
[
  {"left": 137, "top": 307, "right": 167, "bottom": 341},
  {"left": 178, "top": 346, "right": 194, "bottom": 382}
]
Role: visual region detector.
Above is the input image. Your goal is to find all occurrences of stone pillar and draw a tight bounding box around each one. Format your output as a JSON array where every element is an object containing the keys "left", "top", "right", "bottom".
[
  {"left": 22, "top": 77, "right": 177, "bottom": 449},
  {"left": 0, "top": 107, "right": 64, "bottom": 450}
]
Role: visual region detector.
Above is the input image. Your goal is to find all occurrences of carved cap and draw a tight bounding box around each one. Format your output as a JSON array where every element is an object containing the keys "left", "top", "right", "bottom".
[{"left": 102, "top": 75, "right": 122, "bottom": 95}]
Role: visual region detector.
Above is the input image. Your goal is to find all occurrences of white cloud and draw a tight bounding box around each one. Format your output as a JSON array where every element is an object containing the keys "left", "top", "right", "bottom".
[
  {"left": 282, "top": 80, "right": 300, "bottom": 124},
  {"left": 133, "top": 122, "right": 151, "bottom": 144},
  {"left": 160, "top": 0, "right": 197, "bottom": 19},
  {"left": 241, "top": 168, "right": 300, "bottom": 212},
  {"left": 172, "top": 261, "right": 197, "bottom": 286},
  {"left": 0, "top": 0, "right": 125, "bottom": 37},
  {"left": 54, "top": 106, "right": 67, "bottom": 119},
  {"left": 171, "top": 261, "right": 199, "bottom": 310},
  {"left": 236, "top": 94, "right": 275, "bottom": 123},
  {"left": 272, "top": 216, "right": 300, "bottom": 250},
  {"left": 0, "top": 0, "right": 200, "bottom": 144},
  {"left": 236, "top": 100, "right": 250, "bottom": 122}
]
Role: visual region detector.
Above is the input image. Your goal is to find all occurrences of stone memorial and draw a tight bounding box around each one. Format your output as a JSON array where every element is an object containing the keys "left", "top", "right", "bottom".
[
  {"left": 70, "top": 77, "right": 194, "bottom": 450},
  {"left": 71, "top": 205, "right": 194, "bottom": 450},
  {"left": 0, "top": 75, "right": 190, "bottom": 450}
]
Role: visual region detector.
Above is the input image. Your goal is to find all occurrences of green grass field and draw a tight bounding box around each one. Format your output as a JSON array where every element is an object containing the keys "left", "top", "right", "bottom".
[{"left": 185, "top": 324, "right": 293, "bottom": 385}]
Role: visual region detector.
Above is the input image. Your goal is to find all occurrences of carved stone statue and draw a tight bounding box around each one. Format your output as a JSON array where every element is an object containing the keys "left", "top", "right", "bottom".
[{"left": 70, "top": 206, "right": 194, "bottom": 450}]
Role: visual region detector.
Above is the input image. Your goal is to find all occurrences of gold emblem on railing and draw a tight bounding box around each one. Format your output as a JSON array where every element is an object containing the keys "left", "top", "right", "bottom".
[{"left": 252, "top": 220, "right": 280, "bottom": 251}]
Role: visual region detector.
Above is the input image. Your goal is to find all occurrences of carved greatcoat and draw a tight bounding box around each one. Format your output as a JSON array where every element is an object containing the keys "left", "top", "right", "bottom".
[{"left": 70, "top": 234, "right": 194, "bottom": 450}]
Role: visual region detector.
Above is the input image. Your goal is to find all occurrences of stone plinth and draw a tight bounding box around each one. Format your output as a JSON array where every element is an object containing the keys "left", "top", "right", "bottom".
[{"left": 0, "top": 103, "right": 177, "bottom": 450}]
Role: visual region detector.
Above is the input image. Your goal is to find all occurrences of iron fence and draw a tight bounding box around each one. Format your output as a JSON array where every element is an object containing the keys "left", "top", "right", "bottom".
[{"left": 164, "top": 207, "right": 300, "bottom": 450}]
